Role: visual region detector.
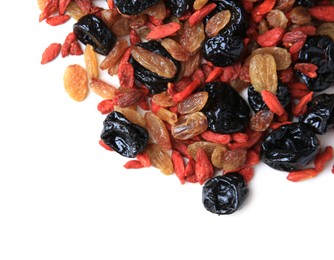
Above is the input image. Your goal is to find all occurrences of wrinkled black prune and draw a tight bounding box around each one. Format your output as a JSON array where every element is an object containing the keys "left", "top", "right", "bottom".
[
  {"left": 202, "top": 172, "right": 249, "bottom": 215},
  {"left": 260, "top": 123, "right": 320, "bottom": 171},
  {"left": 205, "top": 0, "right": 248, "bottom": 37},
  {"left": 100, "top": 111, "right": 149, "bottom": 158},
  {"left": 73, "top": 14, "right": 116, "bottom": 56},
  {"left": 299, "top": 93, "right": 334, "bottom": 134},
  {"left": 114, "top": 0, "right": 159, "bottom": 15},
  {"left": 165, "top": 0, "right": 194, "bottom": 17},
  {"left": 201, "top": 82, "right": 250, "bottom": 133},
  {"left": 297, "top": 35, "right": 334, "bottom": 91},
  {"left": 296, "top": 0, "right": 314, "bottom": 8},
  {"left": 248, "top": 82, "right": 290, "bottom": 113},
  {"left": 202, "top": 35, "right": 244, "bottom": 67},
  {"left": 129, "top": 41, "right": 180, "bottom": 94}
]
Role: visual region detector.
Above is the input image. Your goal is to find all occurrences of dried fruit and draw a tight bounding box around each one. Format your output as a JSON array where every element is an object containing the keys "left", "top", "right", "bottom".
[
  {"left": 63, "top": 64, "right": 88, "bottom": 101},
  {"left": 145, "top": 143, "right": 174, "bottom": 175},
  {"left": 41, "top": 43, "right": 61, "bottom": 64},
  {"left": 84, "top": 44, "right": 98, "bottom": 80}
]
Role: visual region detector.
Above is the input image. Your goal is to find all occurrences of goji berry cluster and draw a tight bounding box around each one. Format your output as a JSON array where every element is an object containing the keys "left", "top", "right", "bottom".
[{"left": 38, "top": 0, "right": 334, "bottom": 215}]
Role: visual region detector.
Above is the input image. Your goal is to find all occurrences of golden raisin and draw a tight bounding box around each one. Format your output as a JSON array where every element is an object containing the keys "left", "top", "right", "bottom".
[
  {"left": 63, "top": 64, "right": 88, "bottom": 101},
  {"left": 145, "top": 143, "right": 174, "bottom": 175},
  {"left": 84, "top": 44, "right": 99, "bottom": 80},
  {"left": 205, "top": 10, "right": 231, "bottom": 37}
]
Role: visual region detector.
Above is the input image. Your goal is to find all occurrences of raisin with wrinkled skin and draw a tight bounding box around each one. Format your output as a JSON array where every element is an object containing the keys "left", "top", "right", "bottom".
[
  {"left": 204, "top": 0, "right": 247, "bottom": 37},
  {"left": 202, "top": 34, "right": 244, "bottom": 67},
  {"left": 260, "top": 123, "right": 320, "bottom": 171},
  {"left": 165, "top": 0, "right": 194, "bottom": 17},
  {"left": 73, "top": 14, "right": 116, "bottom": 56},
  {"left": 201, "top": 82, "right": 250, "bottom": 134},
  {"left": 248, "top": 82, "right": 290, "bottom": 113},
  {"left": 114, "top": 0, "right": 159, "bottom": 15},
  {"left": 100, "top": 111, "right": 149, "bottom": 158},
  {"left": 129, "top": 41, "right": 180, "bottom": 94},
  {"left": 202, "top": 172, "right": 249, "bottom": 215},
  {"left": 299, "top": 93, "right": 334, "bottom": 134},
  {"left": 297, "top": 35, "right": 334, "bottom": 91}
]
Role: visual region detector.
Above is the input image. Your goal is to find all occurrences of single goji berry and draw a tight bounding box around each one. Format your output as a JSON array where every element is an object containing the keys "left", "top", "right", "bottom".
[
  {"left": 291, "top": 91, "right": 313, "bottom": 116},
  {"left": 59, "top": 0, "right": 71, "bottom": 15},
  {"left": 97, "top": 99, "right": 116, "bottom": 114},
  {"left": 287, "top": 168, "right": 318, "bottom": 182},
  {"left": 46, "top": 14, "right": 71, "bottom": 26},
  {"left": 61, "top": 32, "right": 76, "bottom": 58},
  {"left": 256, "top": 27, "right": 285, "bottom": 47},
  {"left": 146, "top": 22, "right": 181, "bottom": 40},
  {"left": 123, "top": 160, "right": 144, "bottom": 169},
  {"left": 294, "top": 63, "right": 318, "bottom": 78},
  {"left": 188, "top": 3, "right": 217, "bottom": 27},
  {"left": 172, "top": 78, "right": 201, "bottom": 102},
  {"left": 99, "top": 139, "right": 113, "bottom": 151},
  {"left": 314, "top": 146, "right": 333, "bottom": 173},
  {"left": 309, "top": 6, "right": 334, "bottom": 22},
  {"left": 172, "top": 150, "right": 186, "bottom": 184},
  {"left": 41, "top": 43, "right": 61, "bottom": 64},
  {"left": 251, "top": 0, "right": 276, "bottom": 23},
  {"left": 117, "top": 62, "right": 134, "bottom": 88},
  {"left": 261, "top": 90, "right": 286, "bottom": 116},
  {"left": 201, "top": 131, "right": 231, "bottom": 145},
  {"left": 70, "top": 40, "right": 83, "bottom": 55},
  {"left": 195, "top": 148, "right": 214, "bottom": 185}
]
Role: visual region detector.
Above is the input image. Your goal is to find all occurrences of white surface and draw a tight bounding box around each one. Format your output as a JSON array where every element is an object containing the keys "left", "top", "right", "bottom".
[{"left": 0, "top": 2, "right": 334, "bottom": 260}]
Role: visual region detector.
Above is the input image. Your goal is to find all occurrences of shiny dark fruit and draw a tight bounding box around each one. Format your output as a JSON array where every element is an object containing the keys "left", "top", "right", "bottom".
[
  {"left": 73, "top": 14, "right": 116, "bottom": 56},
  {"left": 205, "top": 0, "right": 248, "bottom": 37},
  {"left": 201, "top": 82, "right": 250, "bottom": 134},
  {"left": 129, "top": 41, "right": 180, "bottom": 94},
  {"left": 260, "top": 123, "right": 320, "bottom": 171},
  {"left": 100, "top": 111, "right": 149, "bottom": 158},
  {"left": 202, "top": 35, "right": 244, "bottom": 67},
  {"left": 297, "top": 35, "right": 334, "bottom": 91},
  {"left": 114, "top": 0, "right": 159, "bottom": 15},
  {"left": 296, "top": 0, "right": 314, "bottom": 8},
  {"left": 299, "top": 93, "right": 334, "bottom": 134},
  {"left": 165, "top": 0, "right": 194, "bottom": 17},
  {"left": 248, "top": 82, "right": 290, "bottom": 113},
  {"left": 202, "top": 173, "right": 249, "bottom": 215}
]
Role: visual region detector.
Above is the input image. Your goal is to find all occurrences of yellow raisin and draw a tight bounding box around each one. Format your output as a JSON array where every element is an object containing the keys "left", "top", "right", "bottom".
[
  {"left": 145, "top": 143, "right": 174, "bottom": 175},
  {"left": 63, "top": 64, "right": 88, "bottom": 102},
  {"left": 84, "top": 44, "right": 99, "bottom": 80}
]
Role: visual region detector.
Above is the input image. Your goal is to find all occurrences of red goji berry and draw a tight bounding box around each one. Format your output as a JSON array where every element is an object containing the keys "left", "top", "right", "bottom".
[
  {"left": 256, "top": 27, "right": 285, "bottom": 47},
  {"left": 118, "top": 62, "right": 135, "bottom": 88},
  {"left": 195, "top": 148, "right": 214, "bottom": 185},
  {"left": 287, "top": 168, "right": 318, "bottom": 182},
  {"left": 239, "top": 167, "right": 254, "bottom": 183},
  {"left": 46, "top": 14, "right": 70, "bottom": 26},
  {"left": 314, "top": 146, "right": 333, "bottom": 173},
  {"left": 291, "top": 25, "right": 316, "bottom": 36},
  {"left": 59, "top": 0, "right": 71, "bottom": 15},
  {"left": 61, "top": 32, "right": 76, "bottom": 58},
  {"left": 294, "top": 63, "right": 318, "bottom": 78},
  {"left": 201, "top": 131, "right": 231, "bottom": 145},
  {"left": 231, "top": 133, "right": 249, "bottom": 144},
  {"left": 107, "top": 0, "right": 114, "bottom": 9},
  {"left": 261, "top": 90, "right": 286, "bottom": 116},
  {"left": 148, "top": 15, "right": 164, "bottom": 26},
  {"left": 41, "top": 43, "right": 61, "bottom": 64},
  {"left": 205, "top": 67, "right": 224, "bottom": 83},
  {"left": 136, "top": 152, "right": 152, "bottom": 167},
  {"left": 39, "top": 0, "right": 59, "bottom": 22},
  {"left": 97, "top": 99, "right": 115, "bottom": 114},
  {"left": 146, "top": 22, "right": 181, "bottom": 40},
  {"left": 188, "top": 3, "right": 217, "bottom": 27},
  {"left": 129, "top": 29, "right": 141, "bottom": 45},
  {"left": 172, "top": 150, "right": 186, "bottom": 184},
  {"left": 292, "top": 91, "right": 313, "bottom": 116},
  {"left": 172, "top": 78, "right": 201, "bottom": 102},
  {"left": 70, "top": 40, "right": 83, "bottom": 56},
  {"left": 309, "top": 6, "right": 334, "bottom": 22},
  {"left": 123, "top": 160, "right": 144, "bottom": 169},
  {"left": 251, "top": 0, "right": 276, "bottom": 22}
]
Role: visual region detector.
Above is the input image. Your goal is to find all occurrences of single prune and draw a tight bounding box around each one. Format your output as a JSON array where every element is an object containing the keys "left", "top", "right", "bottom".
[
  {"left": 260, "top": 123, "right": 320, "bottom": 171},
  {"left": 73, "top": 14, "right": 116, "bottom": 56},
  {"left": 100, "top": 111, "right": 149, "bottom": 158},
  {"left": 201, "top": 82, "right": 250, "bottom": 134},
  {"left": 299, "top": 93, "right": 334, "bottom": 134},
  {"left": 296, "top": 0, "right": 314, "bottom": 8},
  {"left": 114, "top": 0, "right": 159, "bottom": 15},
  {"left": 297, "top": 35, "right": 334, "bottom": 91},
  {"left": 129, "top": 41, "right": 180, "bottom": 94},
  {"left": 202, "top": 34, "right": 244, "bottom": 67},
  {"left": 248, "top": 82, "right": 290, "bottom": 113},
  {"left": 165, "top": 0, "right": 194, "bottom": 17},
  {"left": 202, "top": 172, "right": 249, "bottom": 215},
  {"left": 205, "top": 0, "right": 248, "bottom": 37}
]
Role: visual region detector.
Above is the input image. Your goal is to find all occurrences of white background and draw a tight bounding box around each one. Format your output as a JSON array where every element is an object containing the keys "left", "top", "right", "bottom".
[{"left": 1, "top": 1, "right": 334, "bottom": 259}]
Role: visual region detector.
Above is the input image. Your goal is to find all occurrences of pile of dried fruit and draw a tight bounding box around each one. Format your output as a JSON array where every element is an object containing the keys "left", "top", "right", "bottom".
[{"left": 38, "top": 0, "right": 334, "bottom": 215}]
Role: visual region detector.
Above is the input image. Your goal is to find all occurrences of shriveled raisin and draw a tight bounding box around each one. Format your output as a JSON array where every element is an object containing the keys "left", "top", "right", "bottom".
[{"left": 63, "top": 64, "right": 88, "bottom": 102}]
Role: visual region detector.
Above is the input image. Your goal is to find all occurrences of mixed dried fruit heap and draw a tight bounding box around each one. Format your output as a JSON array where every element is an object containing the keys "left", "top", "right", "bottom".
[{"left": 39, "top": 0, "right": 334, "bottom": 215}]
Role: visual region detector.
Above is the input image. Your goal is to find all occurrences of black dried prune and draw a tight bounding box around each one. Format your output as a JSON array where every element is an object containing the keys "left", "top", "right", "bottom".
[
  {"left": 129, "top": 41, "right": 180, "bottom": 94},
  {"left": 165, "top": 0, "right": 194, "bottom": 17},
  {"left": 248, "top": 82, "right": 290, "bottom": 113},
  {"left": 201, "top": 82, "right": 250, "bottom": 134},
  {"left": 205, "top": 0, "right": 248, "bottom": 37},
  {"left": 100, "top": 111, "right": 149, "bottom": 158},
  {"left": 202, "top": 34, "right": 244, "bottom": 67},
  {"left": 202, "top": 172, "right": 249, "bottom": 215},
  {"left": 114, "top": 0, "right": 159, "bottom": 15},
  {"left": 299, "top": 93, "right": 334, "bottom": 134},
  {"left": 73, "top": 14, "right": 116, "bottom": 56},
  {"left": 297, "top": 35, "right": 334, "bottom": 91},
  {"left": 260, "top": 123, "right": 320, "bottom": 171},
  {"left": 296, "top": 0, "right": 314, "bottom": 8}
]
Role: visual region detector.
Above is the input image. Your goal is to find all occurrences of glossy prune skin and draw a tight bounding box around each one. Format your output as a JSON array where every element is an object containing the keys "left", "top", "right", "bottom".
[
  {"left": 248, "top": 82, "right": 290, "bottom": 113},
  {"left": 299, "top": 94, "right": 334, "bottom": 134},
  {"left": 114, "top": 0, "right": 159, "bottom": 15},
  {"left": 260, "top": 123, "right": 320, "bottom": 171},
  {"left": 165, "top": 0, "right": 194, "bottom": 17},
  {"left": 297, "top": 35, "right": 334, "bottom": 91},
  {"left": 129, "top": 41, "right": 180, "bottom": 94},
  {"left": 202, "top": 35, "right": 244, "bottom": 67},
  {"left": 73, "top": 14, "right": 116, "bottom": 56},
  {"left": 201, "top": 82, "right": 250, "bottom": 134},
  {"left": 202, "top": 172, "right": 249, "bottom": 215},
  {"left": 296, "top": 0, "right": 314, "bottom": 8},
  {"left": 100, "top": 111, "right": 149, "bottom": 158},
  {"left": 205, "top": 0, "right": 248, "bottom": 37}
]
